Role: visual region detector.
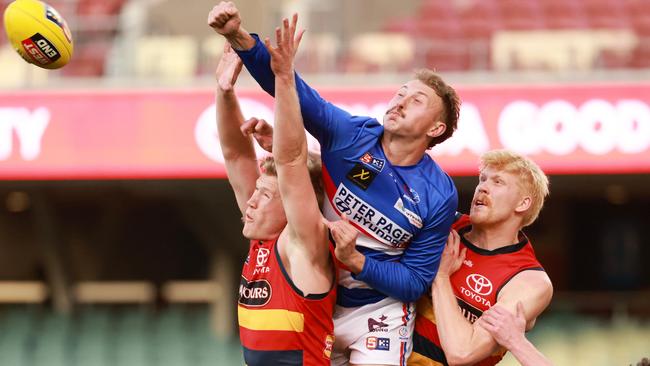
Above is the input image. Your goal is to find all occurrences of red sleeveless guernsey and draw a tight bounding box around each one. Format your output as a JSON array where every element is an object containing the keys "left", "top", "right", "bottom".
[
  {"left": 238, "top": 238, "right": 336, "bottom": 366},
  {"left": 409, "top": 214, "right": 544, "bottom": 366}
]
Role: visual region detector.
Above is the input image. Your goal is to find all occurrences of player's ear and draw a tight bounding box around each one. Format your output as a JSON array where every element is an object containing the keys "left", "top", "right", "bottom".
[
  {"left": 427, "top": 121, "right": 446, "bottom": 139},
  {"left": 515, "top": 196, "right": 532, "bottom": 214}
]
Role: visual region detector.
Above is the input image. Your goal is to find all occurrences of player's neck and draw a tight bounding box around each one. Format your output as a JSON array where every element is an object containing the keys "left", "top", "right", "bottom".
[
  {"left": 465, "top": 223, "right": 521, "bottom": 250},
  {"left": 381, "top": 135, "right": 427, "bottom": 166}
]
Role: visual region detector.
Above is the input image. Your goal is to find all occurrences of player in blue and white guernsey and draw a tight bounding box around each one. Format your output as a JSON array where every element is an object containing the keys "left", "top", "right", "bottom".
[{"left": 209, "top": 4, "right": 461, "bottom": 365}]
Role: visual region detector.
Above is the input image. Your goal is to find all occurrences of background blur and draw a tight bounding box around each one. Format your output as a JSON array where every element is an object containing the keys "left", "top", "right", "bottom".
[{"left": 1, "top": 0, "right": 649, "bottom": 365}]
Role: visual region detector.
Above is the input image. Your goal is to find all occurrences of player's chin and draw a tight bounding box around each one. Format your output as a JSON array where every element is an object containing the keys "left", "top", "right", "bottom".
[
  {"left": 468, "top": 210, "right": 487, "bottom": 224},
  {"left": 242, "top": 223, "right": 256, "bottom": 239}
]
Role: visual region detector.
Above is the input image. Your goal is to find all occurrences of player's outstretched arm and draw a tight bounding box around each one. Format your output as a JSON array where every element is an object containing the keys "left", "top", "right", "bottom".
[
  {"left": 208, "top": 4, "right": 357, "bottom": 150},
  {"left": 478, "top": 303, "right": 553, "bottom": 366},
  {"left": 215, "top": 43, "right": 259, "bottom": 215},
  {"left": 265, "top": 15, "right": 328, "bottom": 266}
]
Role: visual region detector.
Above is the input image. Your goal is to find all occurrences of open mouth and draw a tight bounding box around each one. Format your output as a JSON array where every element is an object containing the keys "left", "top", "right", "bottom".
[{"left": 473, "top": 197, "right": 488, "bottom": 207}]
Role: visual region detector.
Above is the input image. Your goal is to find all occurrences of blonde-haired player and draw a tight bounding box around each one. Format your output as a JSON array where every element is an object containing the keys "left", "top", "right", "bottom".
[{"left": 409, "top": 150, "right": 553, "bottom": 366}]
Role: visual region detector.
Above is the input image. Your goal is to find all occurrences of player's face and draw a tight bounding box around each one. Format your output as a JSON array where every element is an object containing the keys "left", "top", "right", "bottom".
[
  {"left": 383, "top": 79, "right": 444, "bottom": 142},
  {"left": 470, "top": 166, "right": 525, "bottom": 227},
  {"left": 242, "top": 174, "right": 287, "bottom": 240}
]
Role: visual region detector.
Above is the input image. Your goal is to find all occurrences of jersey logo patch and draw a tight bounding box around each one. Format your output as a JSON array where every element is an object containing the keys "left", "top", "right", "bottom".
[
  {"left": 394, "top": 198, "right": 423, "bottom": 228},
  {"left": 360, "top": 152, "right": 385, "bottom": 172},
  {"left": 238, "top": 277, "right": 272, "bottom": 307},
  {"left": 346, "top": 163, "right": 377, "bottom": 190}
]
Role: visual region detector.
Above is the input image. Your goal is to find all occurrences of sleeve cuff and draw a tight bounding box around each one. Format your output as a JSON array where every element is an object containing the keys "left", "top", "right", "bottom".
[
  {"left": 351, "top": 255, "right": 372, "bottom": 282},
  {"left": 234, "top": 33, "right": 263, "bottom": 56}
]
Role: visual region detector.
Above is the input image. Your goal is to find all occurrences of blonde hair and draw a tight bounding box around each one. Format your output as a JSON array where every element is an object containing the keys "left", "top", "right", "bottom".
[
  {"left": 480, "top": 150, "right": 549, "bottom": 227},
  {"left": 259, "top": 153, "right": 324, "bottom": 208},
  {"left": 414, "top": 68, "right": 461, "bottom": 148}
]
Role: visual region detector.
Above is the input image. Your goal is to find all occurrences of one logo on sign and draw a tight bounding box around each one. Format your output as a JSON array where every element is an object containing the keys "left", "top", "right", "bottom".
[{"left": 465, "top": 273, "right": 493, "bottom": 296}]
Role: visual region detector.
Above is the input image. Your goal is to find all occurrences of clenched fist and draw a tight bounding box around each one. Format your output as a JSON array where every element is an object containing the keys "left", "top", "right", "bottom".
[{"left": 207, "top": 1, "right": 241, "bottom": 36}]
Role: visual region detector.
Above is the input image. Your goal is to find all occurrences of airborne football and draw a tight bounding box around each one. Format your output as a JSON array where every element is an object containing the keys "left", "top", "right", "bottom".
[{"left": 3, "top": 0, "right": 73, "bottom": 69}]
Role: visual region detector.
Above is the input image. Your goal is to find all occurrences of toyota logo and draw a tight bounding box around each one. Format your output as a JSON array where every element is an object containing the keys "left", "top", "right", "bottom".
[
  {"left": 465, "top": 274, "right": 493, "bottom": 296},
  {"left": 256, "top": 248, "right": 270, "bottom": 267},
  {"left": 334, "top": 197, "right": 352, "bottom": 214}
]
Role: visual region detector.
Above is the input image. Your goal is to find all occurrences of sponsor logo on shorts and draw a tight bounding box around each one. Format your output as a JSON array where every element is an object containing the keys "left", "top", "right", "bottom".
[
  {"left": 359, "top": 152, "right": 385, "bottom": 172},
  {"left": 398, "top": 326, "right": 409, "bottom": 340},
  {"left": 393, "top": 198, "right": 423, "bottom": 229},
  {"left": 21, "top": 33, "right": 60, "bottom": 65},
  {"left": 367, "top": 314, "right": 389, "bottom": 332},
  {"left": 366, "top": 336, "right": 390, "bottom": 351},
  {"left": 333, "top": 184, "right": 412, "bottom": 247},
  {"left": 323, "top": 334, "right": 334, "bottom": 359},
  {"left": 238, "top": 277, "right": 271, "bottom": 307},
  {"left": 346, "top": 163, "right": 377, "bottom": 190}
]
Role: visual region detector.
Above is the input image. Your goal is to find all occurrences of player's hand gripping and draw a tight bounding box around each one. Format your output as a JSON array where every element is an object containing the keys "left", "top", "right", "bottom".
[
  {"left": 325, "top": 214, "right": 364, "bottom": 273},
  {"left": 215, "top": 43, "right": 243, "bottom": 92},
  {"left": 207, "top": 1, "right": 241, "bottom": 37},
  {"left": 437, "top": 229, "right": 467, "bottom": 277},
  {"left": 478, "top": 302, "right": 527, "bottom": 350},
  {"left": 262, "top": 13, "right": 305, "bottom": 79},
  {"left": 240, "top": 118, "right": 273, "bottom": 153}
]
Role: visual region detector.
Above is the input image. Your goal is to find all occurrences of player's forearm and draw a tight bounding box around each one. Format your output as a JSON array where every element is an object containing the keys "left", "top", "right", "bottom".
[
  {"left": 273, "top": 74, "right": 307, "bottom": 165},
  {"left": 235, "top": 35, "right": 345, "bottom": 145},
  {"left": 508, "top": 336, "right": 553, "bottom": 366},
  {"left": 432, "top": 275, "right": 477, "bottom": 364},
  {"left": 355, "top": 257, "right": 425, "bottom": 302},
  {"left": 216, "top": 89, "right": 255, "bottom": 160},
  {"left": 224, "top": 27, "right": 256, "bottom": 51}
]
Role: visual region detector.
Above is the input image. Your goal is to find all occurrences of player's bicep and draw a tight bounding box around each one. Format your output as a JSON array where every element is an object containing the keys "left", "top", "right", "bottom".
[{"left": 495, "top": 271, "right": 553, "bottom": 324}]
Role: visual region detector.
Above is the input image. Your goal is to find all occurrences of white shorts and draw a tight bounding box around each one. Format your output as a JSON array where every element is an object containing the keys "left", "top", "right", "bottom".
[{"left": 331, "top": 297, "right": 415, "bottom": 366}]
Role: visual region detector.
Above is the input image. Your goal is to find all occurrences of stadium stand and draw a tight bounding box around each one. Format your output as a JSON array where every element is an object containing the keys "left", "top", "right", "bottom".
[
  {"left": 0, "top": 304, "right": 243, "bottom": 366},
  {"left": 387, "top": 0, "right": 650, "bottom": 71}
]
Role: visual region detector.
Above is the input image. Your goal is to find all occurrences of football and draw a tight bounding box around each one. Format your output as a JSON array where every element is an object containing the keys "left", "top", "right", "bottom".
[{"left": 3, "top": 0, "right": 74, "bottom": 69}]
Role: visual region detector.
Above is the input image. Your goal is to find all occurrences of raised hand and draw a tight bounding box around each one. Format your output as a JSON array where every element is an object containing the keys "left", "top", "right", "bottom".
[
  {"left": 240, "top": 118, "right": 273, "bottom": 153},
  {"left": 262, "top": 13, "right": 305, "bottom": 78},
  {"left": 207, "top": 1, "right": 241, "bottom": 37},
  {"left": 437, "top": 230, "right": 467, "bottom": 277},
  {"left": 215, "top": 43, "right": 243, "bottom": 92}
]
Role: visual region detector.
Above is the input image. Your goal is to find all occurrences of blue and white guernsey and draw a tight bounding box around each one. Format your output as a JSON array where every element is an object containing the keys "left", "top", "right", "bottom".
[{"left": 236, "top": 35, "right": 458, "bottom": 308}]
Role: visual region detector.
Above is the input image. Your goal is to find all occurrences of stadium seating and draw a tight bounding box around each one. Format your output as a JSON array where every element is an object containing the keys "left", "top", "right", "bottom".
[
  {"left": 375, "top": 0, "right": 650, "bottom": 71},
  {"left": 0, "top": 304, "right": 243, "bottom": 366}
]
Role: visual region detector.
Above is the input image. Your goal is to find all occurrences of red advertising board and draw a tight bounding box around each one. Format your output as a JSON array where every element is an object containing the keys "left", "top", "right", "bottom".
[{"left": 1, "top": 83, "right": 649, "bottom": 180}]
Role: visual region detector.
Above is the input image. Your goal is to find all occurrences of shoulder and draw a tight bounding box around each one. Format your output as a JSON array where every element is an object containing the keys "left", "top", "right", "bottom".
[
  {"left": 500, "top": 269, "right": 553, "bottom": 303},
  {"left": 418, "top": 156, "right": 457, "bottom": 198}
]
